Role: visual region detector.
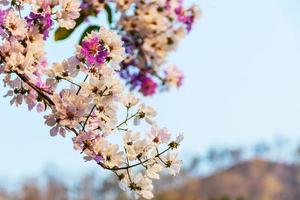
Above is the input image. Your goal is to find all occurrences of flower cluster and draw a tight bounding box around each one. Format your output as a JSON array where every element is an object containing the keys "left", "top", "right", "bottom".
[
  {"left": 55, "top": 0, "right": 200, "bottom": 96},
  {"left": 118, "top": 0, "right": 199, "bottom": 95},
  {"left": 0, "top": 1, "right": 184, "bottom": 199}
]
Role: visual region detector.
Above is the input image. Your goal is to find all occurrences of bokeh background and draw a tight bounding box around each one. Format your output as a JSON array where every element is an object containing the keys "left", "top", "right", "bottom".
[{"left": 1, "top": 0, "right": 300, "bottom": 199}]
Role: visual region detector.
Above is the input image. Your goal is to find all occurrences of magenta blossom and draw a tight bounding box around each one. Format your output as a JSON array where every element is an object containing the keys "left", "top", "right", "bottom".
[
  {"left": 140, "top": 76, "right": 158, "bottom": 96},
  {"left": 0, "top": 10, "right": 6, "bottom": 26},
  {"left": 80, "top": 36, "right": 109, "bottom": 67},
  {"left": 175, "top": 6, "right": 196, "bottom": 32}
]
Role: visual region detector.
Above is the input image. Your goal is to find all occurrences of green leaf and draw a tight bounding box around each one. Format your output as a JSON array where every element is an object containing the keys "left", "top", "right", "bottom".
[
  {"left": 104, "top": 4, "right": 113, "bottom": 24},
  {"left": 54, "top": 12, "right": 86, "bottom": 41},
  {"left": 79, "top": 25, "right": 101, "bottom": 44}
]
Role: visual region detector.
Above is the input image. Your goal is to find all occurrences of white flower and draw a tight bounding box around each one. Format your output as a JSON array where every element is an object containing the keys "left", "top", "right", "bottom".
[
  {"left": 121, "top": 92, "right": 139, "bottom": 108},
  {"left": 26, "top": 29, "right": 45, "bottom": 61},
  {"left": 145, "top": 163, "right": 163, "bottom": 179},
  {"left": 164, "top": 66, "right": 184, "bottom": 88},
  {"left": 56, "top": 0, "right": 80, "bottom": 29},
  {"left": 146, "top": 125, "right": 171, "bottom": 145},
  {"left": 81, "top": 70, "right": 123, "bottom": 101},
  {"left": 5, "top": 10, "right": 27, "bottom": 39},
  {"left": 99, "top": 27, "right": 125, "bottom": 65},
  {"left": 123, "top": 130, "right": 140, "bottom": 160},
  {"left": 51, "top": 89, "right": 90, "bottom": 128},
  {"left": 169, "top": 133, "right": 184, "bottom": 149},
  {"left": 116, "top": 0, "right": 135, "bottom": 11},
  {"left": 162, "top": 153, "right": 182, "bottom": 176},
  {"left": 133, "top": 139, "right": 151, "bottom": 160},
  {"left": 48, "top": 58, "right": 80, "bottom": 79},
  {"left": 130, "top": 173, "right": 154, "bottom": 199},
  {"left": 175, "top": 134, "right": 184, "bottom": 144},
  {"left": 134, "top": 104, "right": 156, "bottom": 125},
  {"left": 93, "top": 137, "right": 124, "bottom": 168},
  {"left": 6, "top": 52, "right": 35, "bottom": 74}
]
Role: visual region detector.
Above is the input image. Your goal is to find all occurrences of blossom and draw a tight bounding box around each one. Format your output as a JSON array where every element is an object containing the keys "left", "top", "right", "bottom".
[
  {"left": 80, "top": 32, "right": 109, "bottom": 67},
  {"left": 77, "top": 28, "right": 125, "bottom": 70},
  {"left": 132, "top": 173, "right": 154, "bottom": 199},
  {"left": 47, "top": 58, "right": 80, "bottom": 80},
  {"left": 6, "top": 52, "right": 35, "bottom": 74},
  {"left": 123, "top": 131, "right": 141, "bottom": 160},
  {"left": 93, "top": 137, "right": 124, "bottom": 168},
  {"left": 98, "top": 25, "right": 125, "bottom": 68},
  {"left": 116, "top": 0, "right": 135, "bottom": 11},
  {"left": 26, "top": 12, "right": 53, "bottom": 39},
  {"left": 134, "top": 104, "right": 156, "bottom": 125},
  {"left": 121, "top": 172, "right": 154, "bottom": 199},
  {"left": 56, "top": 0, "right": 80, "bottom": 29},
  {"left": 164, "top": 66, "right": 184, "bottom": 88},
  {"left": 145, "top": 163, "right": 164, "bottom": 179},
  {"left": 115, "top": 0, "right": 199, "bottom": 95},
  {"left": 146, "top": 126, "right": 171, "bottom": 145},
  {"left": 72, "top": 131, "right": 97, "bottom": 151},
  {"left": 81, "top": 66, "right": 124, "bottom": 101},
  {"left": 0, "top": 1, "right": 186, "bottom": 199},
  {"left": 44, "top": 115, "right": 67, "bottom": 137},
  {"left": 0, "top": 10, "right": 6, "bottom": 26},
  {"left": 49, "top": 89, "right": 90, "bottom": 128},
  {"left": 81, "top": 0, "right": 106, "bottom": 13},
  {"left": 5, "top": 10, "right": 27, "bottom": 39},
  {"left": 162, "top": 152, "right": 183, "bottom": 176},
  {"left": 139, "top": 76, "right": 158, "bottom": 96},
  {"left": 169, "top": 133, "right": 184, "bottom": 149},
  {"left": 121, "top": 92, "right": 139, "bottom": 108}
]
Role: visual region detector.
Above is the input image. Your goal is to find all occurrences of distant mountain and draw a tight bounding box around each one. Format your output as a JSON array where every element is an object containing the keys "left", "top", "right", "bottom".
[
  {"left": 1, "top": 159, "right": 300, "bottom": 200},
  {"left": 155, "top": 159, "right": 300, "bottom": 200}
]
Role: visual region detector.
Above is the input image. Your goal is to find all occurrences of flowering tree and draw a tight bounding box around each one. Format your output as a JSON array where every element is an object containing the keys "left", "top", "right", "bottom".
[
  {"left": 55, "top": 0, "right": 199, "bottom": 96},
  {"left": 0, "top": 0, "right": 198, "bottom": 199}
]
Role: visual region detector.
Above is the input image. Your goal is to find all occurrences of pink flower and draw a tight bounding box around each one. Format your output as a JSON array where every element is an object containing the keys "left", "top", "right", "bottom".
[
  {"left": 146, "top": 126, "right": 171, "bottom": 145},
  {"left": 80, "top": 35, "right": 109, "bottom": 67},
  {"left": 139, "top": 76, "right": 157, "bottom": 96},
  {"left": 164, "top": 66, "right": 184, "bottom": 88}
]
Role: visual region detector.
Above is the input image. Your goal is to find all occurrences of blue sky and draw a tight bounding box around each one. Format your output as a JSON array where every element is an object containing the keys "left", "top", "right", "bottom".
[{"left": 1, "top": 0, "right": 300, "bottom": 184}]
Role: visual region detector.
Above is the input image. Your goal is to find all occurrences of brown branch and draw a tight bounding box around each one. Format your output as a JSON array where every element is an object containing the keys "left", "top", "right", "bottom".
[
  {"left": 98, "top": 147, "right": 171, "bottom": 171},
  {"left": 15, "top": 72, "right": 55, "bottom": 106}
]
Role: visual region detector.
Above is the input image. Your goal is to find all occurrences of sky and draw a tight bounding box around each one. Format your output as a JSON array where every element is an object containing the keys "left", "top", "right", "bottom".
[{"left": 1, "top": 0, "right": 300, "bottom": 185}]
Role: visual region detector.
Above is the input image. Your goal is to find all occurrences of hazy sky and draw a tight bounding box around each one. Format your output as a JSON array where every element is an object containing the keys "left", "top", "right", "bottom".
[{"left": 1, "top": 0, "right": 300, "bottom": 184}]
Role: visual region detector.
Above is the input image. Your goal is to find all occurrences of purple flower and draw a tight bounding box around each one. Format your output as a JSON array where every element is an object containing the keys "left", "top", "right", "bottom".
[
  {"left": 80, "top": 36, "right": 109, "bottom": 67},
  {"left": 139, "top": 76, "right": 157, "bottom": 96},
  {"left": 122, "top": 35, "right": 136, "bottom": 55},
  {"left": 94, "top": 155, "right": 103, "bottom": 163},
  {"left": 0, "top": 10, "right": 6, "bottom": 26},
  {"left": 175, "top": 6, "right": 195, "bottom": 32},
  {"left": 26, "top": 12, "right": 53, "bottom": 39}
]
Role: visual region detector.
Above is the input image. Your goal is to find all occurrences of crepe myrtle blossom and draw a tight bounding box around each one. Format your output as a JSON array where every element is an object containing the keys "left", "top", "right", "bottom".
[
  {"left": 53, "top": 0, "right": 199, "bottom": 96},
  {"left": 121, "top": 92, "right": 139, "bottom": 108},
  {"left": 56, "top": 0, "right": 81, "bottom": 29},
  {"left": 25, "top": 12, "right": 53, "bottom": 39},
  {"left": 116, "top": 0, "right": 200, "bottom": 95},
  {"left": 0, "top": 1, "right": 184, "bottom": 199},
  {"left": 0, "top": 9, "right": 6, "bottom": 26},
  {"left": 146, "top": 126, "right": 171, "bottom": 145},
  {"left": 5, "top": 10, "right": 27, "bottom": 39},
  {"left": 76, "top": 29, "right": 125, "bottom": 70},
  {"left": 161, "top": 152, "right": 183, "bottom": 176},
  {"left": 134, "top": 104, "right": 157, "bottom": 125},
  {"left": 164, "top": 66, "right": 184, "bottom": 88},
  {"left": 120, "top": 172, "right": 154, "bottom": 199}
]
